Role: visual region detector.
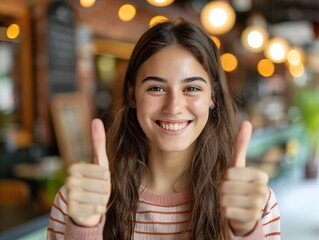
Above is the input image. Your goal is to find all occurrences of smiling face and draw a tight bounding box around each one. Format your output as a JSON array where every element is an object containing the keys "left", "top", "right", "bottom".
[{"left": 134, "top": 44, "right": 214, "bottom": 155}]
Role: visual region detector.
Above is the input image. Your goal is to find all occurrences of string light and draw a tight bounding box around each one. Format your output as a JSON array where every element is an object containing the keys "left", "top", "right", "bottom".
[
  {"left": 200, "top": 1, "right": 236, "bottom": 35},
  {"left": 289, "top": 63, "right": 304, "bottom": 77},
  {"left": 146, "top": 0, "right": 174, "bottom": 7},
  {"left": 149, "top": 15, "right": 169, "bottom": 27},
  {"left": 241, "top": 25, "right": 268, "bottom": 52},
  {"left": 80, "top": 0, "right": 96, "bottom": 8},
  {"left": 257, "top": 59, "right": 275, "bottom": 77},
  {"left": 221, "top": 53, "right": 238, "bottom": 72},
  {"left": 264, "top": 37, "right": 290, "bottom": 63},
  {"left": 6, "top": 24, "right": 20, "bottom": 39},
  {"left": 287, "top": 47, "right": 304, "bottom": 66},
  {"left": 118, "top": 4, "right": 136, "bottom": 22}
]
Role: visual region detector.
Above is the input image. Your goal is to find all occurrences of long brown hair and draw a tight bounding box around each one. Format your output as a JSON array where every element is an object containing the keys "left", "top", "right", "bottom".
[{"left": 103, "top": 19, "right": 239, "bottom": 239}]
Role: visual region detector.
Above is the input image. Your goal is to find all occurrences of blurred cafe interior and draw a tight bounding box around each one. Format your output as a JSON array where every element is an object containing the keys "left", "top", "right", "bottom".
[{"left": 0, "top": 0, "right": 319, "bottom": 239}]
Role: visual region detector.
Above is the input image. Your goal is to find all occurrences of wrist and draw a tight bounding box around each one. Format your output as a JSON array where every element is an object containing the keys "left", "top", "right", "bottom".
[
  {"left": 71, "top": 214, "right": 103, "bottom": 228},
  {"left": 229, "top": 220, "right": 258, "bottom": 236}
]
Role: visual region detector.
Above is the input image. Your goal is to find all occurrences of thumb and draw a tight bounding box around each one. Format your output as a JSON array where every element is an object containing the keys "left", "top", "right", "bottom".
[
  {"left": 231, "top": 121, "right": 252, "bottom": 168},
  {"left": 91, "top": 118, "right": 109, "bottom": 169}
]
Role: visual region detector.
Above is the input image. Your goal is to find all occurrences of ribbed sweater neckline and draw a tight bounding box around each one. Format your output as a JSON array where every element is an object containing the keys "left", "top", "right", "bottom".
[{"left": 139, "top": 185, "right": 192, "bottom": 207}]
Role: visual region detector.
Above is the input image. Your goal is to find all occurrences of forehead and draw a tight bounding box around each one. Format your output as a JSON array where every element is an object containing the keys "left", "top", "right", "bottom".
[{"left": 136, "top": 44, "right": 210, "bottom": 83}]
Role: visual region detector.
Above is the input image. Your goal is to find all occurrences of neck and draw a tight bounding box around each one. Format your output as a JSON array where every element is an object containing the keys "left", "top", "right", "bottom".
[{"left": 142, "top": 144, "right": 195, "bottom": 194}]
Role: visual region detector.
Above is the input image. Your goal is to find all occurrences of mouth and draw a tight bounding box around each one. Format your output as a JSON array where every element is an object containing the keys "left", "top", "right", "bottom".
[{"left": 156, "top": 120, "right": 191, "bottom": 131}]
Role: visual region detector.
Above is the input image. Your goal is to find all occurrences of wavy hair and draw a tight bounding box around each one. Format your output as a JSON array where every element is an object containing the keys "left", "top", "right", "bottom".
[{"left": 103, "top": 19, "right": 239, "bottom": 239}]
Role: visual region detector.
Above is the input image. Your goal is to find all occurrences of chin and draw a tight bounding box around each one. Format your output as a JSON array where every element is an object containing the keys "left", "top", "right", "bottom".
[{"left": 158, "top": 142, "right": 194, "bottom": 153}]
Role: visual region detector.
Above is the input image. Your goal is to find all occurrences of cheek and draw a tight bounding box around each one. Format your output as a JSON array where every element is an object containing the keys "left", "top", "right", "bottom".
[
  {"left": 135, "top": 96, "right": 156, "bottom": 126},
  {"left": 136, "top": 97, "right": 153, "bottom": 116},
  {"left": 189, "top": 97, "right": 211, "bottom": 116}
]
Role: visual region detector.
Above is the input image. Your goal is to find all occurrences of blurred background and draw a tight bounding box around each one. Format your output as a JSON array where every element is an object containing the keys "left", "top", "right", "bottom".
[{"left": 0, "top": 0, "right": 319, "bottom": 239}]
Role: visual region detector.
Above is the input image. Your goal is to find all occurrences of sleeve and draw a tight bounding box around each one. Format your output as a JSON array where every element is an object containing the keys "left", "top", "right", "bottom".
[
  {"left": 260, "top": 187, "right": 281, "bottom": 239},
  {"left": 47, "top": 186, "right": 105, "bottom": 240},
  {"left": 227, "top": 187, "right": 281, "bottom": 240}
]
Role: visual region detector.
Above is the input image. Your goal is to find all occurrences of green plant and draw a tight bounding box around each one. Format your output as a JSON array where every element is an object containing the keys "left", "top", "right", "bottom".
[
  {"left": 0, "top": 111, "right": 14, "bottom": 142},
  {"left": 295, "top": 89, "right": 319, "bottom": 159},
  {"left": 43, "top": 168, "right": 67, "bottom": 204}
]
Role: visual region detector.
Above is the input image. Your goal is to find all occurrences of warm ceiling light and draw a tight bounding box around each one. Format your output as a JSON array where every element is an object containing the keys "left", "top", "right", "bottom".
[
  {"left": 289, "top": 62, "right": 304, "bottom": 78},
  {"left": 80, "top": 0, "right": 96, "bottom": 8},
  {"left": 264, "top": 37, "right": 290, "bottom": 63},
  {"left": 200, "top": 1, "right": 236, "bottom": 35},
  {"left": 6, "top": 24, "right": 20, "bottom": 39},
  {"left": 241, "top": 25, "right": 268, "bottom": 52},
  {"left": 118, "top": 4, "right": 136, "bottom": 22},
  {"left": 146, "top": 0, "right": 174, "bottom": 7},
  {"left": 149, "top": 15, "right": 169, "bottom": 27},
  {"left": 210, "top": 36, "right": 221, "bottom": 49},
  {"left": 221, "top": 53, "right": 238, "bottom": 72},
  {"left": 287, "top": 47, "right": 304, "bottom": 66},
  {"left": 257, "top": 58, "right": 275, "bottom": 77}
]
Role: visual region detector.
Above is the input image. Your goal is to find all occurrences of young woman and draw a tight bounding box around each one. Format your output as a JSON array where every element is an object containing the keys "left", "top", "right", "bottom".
[{"left": 47, "top": 19, "right": 280, "bottom": 239}]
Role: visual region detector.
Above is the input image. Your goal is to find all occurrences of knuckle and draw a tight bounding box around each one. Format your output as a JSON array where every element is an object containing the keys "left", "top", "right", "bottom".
[
  {"left": 66, "top": 176, "right": 76, "bottom": 186},
  {"left": 255, "top": 184, "right": 265, "bottom": 194},
  {"left": 95, "top": 205, "right": 106, "bottom": 214},
  {"left": 260, "top": 185, "right": 268, "bottom": 196},
  {"left": 251, "top": 198, "right": 261, "bottom": 208},
  {"left": 220, "top": 182, "right": 227, "bottom": 193},
  {"left": 251, "top": 210, "right": 260, "bottom": 220},
  {"left": 68, "top": 190, "right": 77, "bottom": 200},
  {"left": 256, "top": 170, "right": 269, "bottom": 183},
  {"left": 102, "top": 195, "right": 109, "bottom": 204},
  {"left": 226, "top": 168, "right": 236, "bottom": 178},
  {"left": 246, "top": 210, "right": 258, "bottom": 221},
  {"left": 68, "top": 163, "right": 80, "bottom": 174},
  {"left": 68, "top": 201, "right": 77, "bottom": 214}
]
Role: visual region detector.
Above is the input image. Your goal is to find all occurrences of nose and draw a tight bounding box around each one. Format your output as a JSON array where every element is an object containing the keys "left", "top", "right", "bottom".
[{"left": 162, "top": 91, "right": 185, "bottom": 114}]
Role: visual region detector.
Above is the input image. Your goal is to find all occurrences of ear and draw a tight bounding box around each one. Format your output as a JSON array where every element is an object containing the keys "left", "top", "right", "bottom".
[
  {"left": 209, "top": 99, "right": 214, "bottom": 109},
  {"left": 127, "top": 84, "right": 136, "bottom": 108}
]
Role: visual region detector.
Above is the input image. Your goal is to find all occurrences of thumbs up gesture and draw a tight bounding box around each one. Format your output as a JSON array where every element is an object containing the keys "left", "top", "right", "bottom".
[
  {"left": 221, "top": 121, "right": 269, "bottom": 236},
  {"left": 66, "top": 119, "right": 111, "bottom": 227}
]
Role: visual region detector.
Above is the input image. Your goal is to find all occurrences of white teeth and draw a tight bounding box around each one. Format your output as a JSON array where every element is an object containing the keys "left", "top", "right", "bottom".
[{"left": 160, "top": 122, "right": 187, "bottom": 131}]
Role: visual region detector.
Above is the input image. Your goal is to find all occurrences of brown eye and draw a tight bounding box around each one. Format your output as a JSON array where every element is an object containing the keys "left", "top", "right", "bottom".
[
  {"left": 185, "top": 86, "right": 200, "bottom": 92},
  {"left": 148, "top": 86, "right": 165, "bottom": 92}
]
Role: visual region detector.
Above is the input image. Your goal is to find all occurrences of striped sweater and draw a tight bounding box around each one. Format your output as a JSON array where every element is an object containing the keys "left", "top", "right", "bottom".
[{"left": 47, "top": 186, "right": 280, "bottom": 239}]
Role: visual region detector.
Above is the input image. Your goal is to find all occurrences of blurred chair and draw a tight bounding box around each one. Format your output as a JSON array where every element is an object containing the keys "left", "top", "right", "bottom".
[
  {"left": 0, "top": 179, "right": 43, "bottom": 232},
  {"left": 0, "top": 179, "right": 30, "bottom": 205}
]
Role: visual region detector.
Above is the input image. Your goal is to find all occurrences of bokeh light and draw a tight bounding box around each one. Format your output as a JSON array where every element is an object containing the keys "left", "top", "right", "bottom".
[
  {"left": 80, "top": 0, "right": 96, "bottom": 8},
  {"left": 6, "top": 24, "right": 20, "bottom": 39},
  {"left": 287, "top": 48, "right": 304, "bottom": 66},
  {"left": 289, "top": 62, "right": 305, "bottom": 77},
  {"left": 241, "top": 26, "right": 268, "bottom": 52},
  {"left": 210, "top": 36, "right": 221, "bottom": 49},
  {"left": 221, "top": 53, "right": 238, "bottom": 72},
  {"left": 200, "top": 1, "right": 236, "bottom": 35},
  {"left": 149, "top": 15, "right": 169, "bottom": 27},
  {"left": 118, "top": 4, "right": 136, "bottom": 22},
  {"left": 146, "top": 0, "right": 174, "bottom": 7},
  {"left": 257, "top": 58, "right": 275, "bottom": 77},
  {"left": 264, "top": 37, "right": 290, "bottom": 63}
]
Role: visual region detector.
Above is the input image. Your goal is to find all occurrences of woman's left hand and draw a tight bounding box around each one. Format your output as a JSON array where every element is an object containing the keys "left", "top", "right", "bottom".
[{"left": 221, "top": 121, "right": 269, "bottom": 236}]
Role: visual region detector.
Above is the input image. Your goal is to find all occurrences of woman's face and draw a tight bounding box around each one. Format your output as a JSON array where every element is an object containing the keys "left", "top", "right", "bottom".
[{"left": 134, "top": 44, "right": 213, "bottom": 154}]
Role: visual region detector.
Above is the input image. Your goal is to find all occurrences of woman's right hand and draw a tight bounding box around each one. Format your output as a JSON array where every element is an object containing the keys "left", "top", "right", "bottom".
[{"left": 66, "top": 119, "right": 111, "bottom": 227}]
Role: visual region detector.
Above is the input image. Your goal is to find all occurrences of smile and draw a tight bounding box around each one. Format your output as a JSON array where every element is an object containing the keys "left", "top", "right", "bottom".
[{"left": 156, "top": 121, "right": 189, "bottom": 131}]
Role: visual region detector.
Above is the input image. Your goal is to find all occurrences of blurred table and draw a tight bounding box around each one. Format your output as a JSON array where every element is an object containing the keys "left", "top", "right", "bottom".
[{"left": 12, "top": 156, "right": 62, "bottom": 180}]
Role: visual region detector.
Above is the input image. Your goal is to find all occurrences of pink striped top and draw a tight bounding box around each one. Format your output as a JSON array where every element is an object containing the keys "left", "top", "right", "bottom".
[{"left": 47, "top": 186, "right": 280, "bottom": 239}]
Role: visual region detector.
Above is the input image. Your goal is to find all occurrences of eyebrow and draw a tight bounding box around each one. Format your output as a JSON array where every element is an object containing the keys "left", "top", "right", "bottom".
[{"left": 142, "top": 76, "right": 208, "bottom": 84}]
